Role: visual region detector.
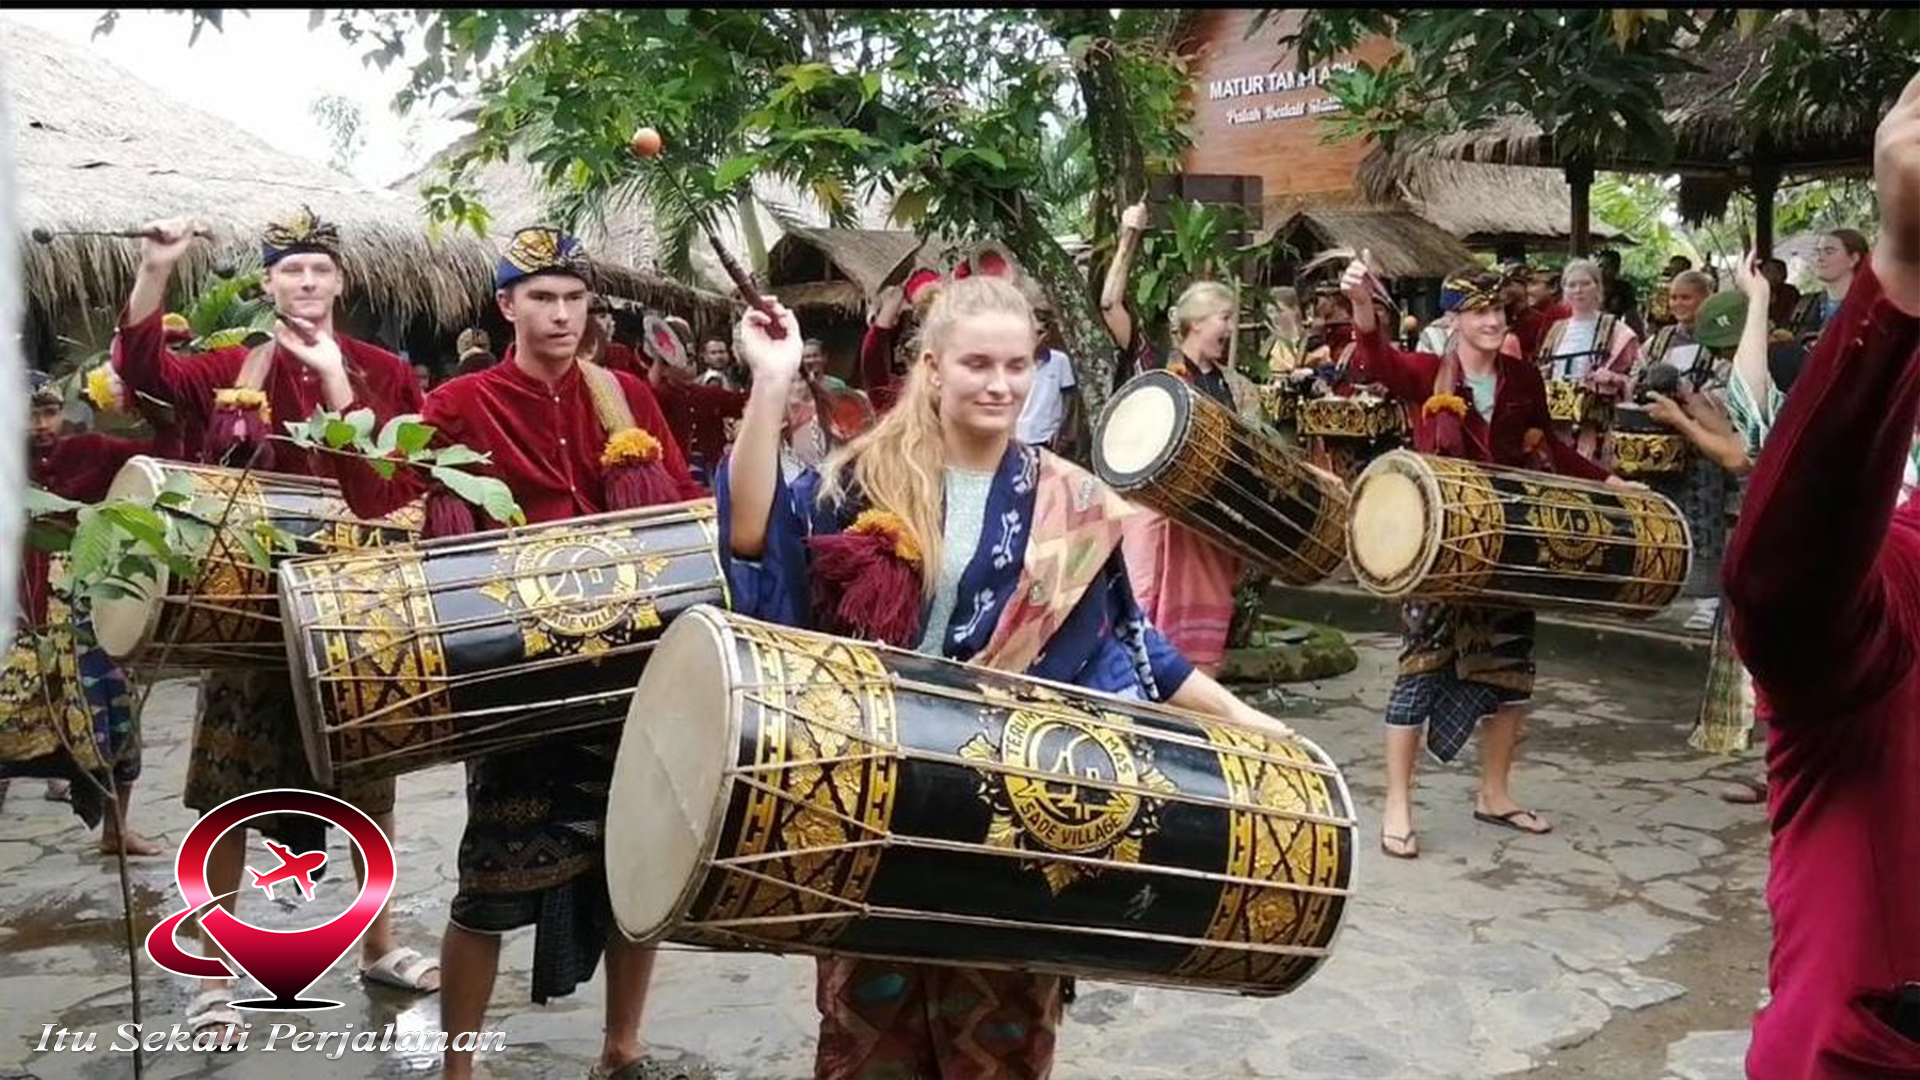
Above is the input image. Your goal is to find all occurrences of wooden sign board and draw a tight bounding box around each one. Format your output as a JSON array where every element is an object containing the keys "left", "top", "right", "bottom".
[{"left": 1145, "top": 174, "right": 1265, "bottom": 232}]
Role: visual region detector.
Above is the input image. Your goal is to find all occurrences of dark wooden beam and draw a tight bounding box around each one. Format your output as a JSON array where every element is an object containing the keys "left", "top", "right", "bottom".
[
  {"left": 1752, "top": 166, "right": 1781, "bottom": 260},
  {"left": 1565, "top": 160, "right": 1595, "bottom": 257}
]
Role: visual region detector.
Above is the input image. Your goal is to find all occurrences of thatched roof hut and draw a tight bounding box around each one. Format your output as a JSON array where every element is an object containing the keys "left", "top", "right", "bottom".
[
  {"left": 1265, "top": 206, "right": 1479, "bottom": 281},
  {"left": 390, "top": 140, "right": 736, "bottom": 333},
  {"left": 1361, "top": 19, "right": 1884, "bottom": 196},
  {"left": 762, "top": 228, "right": 927, "bottom": 315},
  {"left": 1397, "top": 162, "right": 1627, "bottom": 253},
  {"left": 3, "top": 18, "right": 491, "bottom": 330}
]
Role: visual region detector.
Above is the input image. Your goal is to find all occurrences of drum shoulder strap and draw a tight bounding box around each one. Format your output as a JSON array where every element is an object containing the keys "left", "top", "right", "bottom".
[
  {"left": 579, "top": 360, "right": 638, "bottom": 440},
  {"left": 1540, "top": 319, "right": 1566, "bottom": 360}
]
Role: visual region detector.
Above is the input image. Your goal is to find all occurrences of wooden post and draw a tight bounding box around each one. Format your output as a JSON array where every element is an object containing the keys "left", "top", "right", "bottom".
[
  {"left": 1565, "top": 160, "right": 1595, "bottom": 257},
  {"left": 1752, "top": 166, "right": 1780, "bottom": 260}
]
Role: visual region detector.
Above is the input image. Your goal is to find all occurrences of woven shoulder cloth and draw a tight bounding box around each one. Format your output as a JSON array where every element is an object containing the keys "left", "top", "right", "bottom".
[{"left": 579, "top": 360, "right": 639, "bottom": 440}]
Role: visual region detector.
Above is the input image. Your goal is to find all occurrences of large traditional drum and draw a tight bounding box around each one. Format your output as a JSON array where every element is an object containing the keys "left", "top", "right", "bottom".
[
  {"left": 1545, "top": 379, "right": 1613, "bottom": 427},
  {"left": 608, "top": 606, "right": 1355, "bottom": 997},
  {"left": 1296, "top": 393, "right": 1406, "bottom": 443},
  {"left": 280, "top": 500, "right": 726, "bottom": 786},
  {"left": 93, "top": 458, "right": 421, "bottom": 668},
  {"left": 1347, "top": 450, "right": 1691, "bottom": 617},
  {"left": 1093, "top": 370, "right": 1350, "bottom": 586},
  {"left": 1606, "top": 406, "right": 1691, "bottom": 478}
]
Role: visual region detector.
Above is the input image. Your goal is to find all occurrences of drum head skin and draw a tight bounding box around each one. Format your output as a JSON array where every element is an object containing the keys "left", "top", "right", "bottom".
[
  {"left": 608, "top": 606, "right": 737, "bottom": 942},
  {"left": 92, "top": 456, "right": 171, "bottom": 659},
  {"left": 1095, "top": 371, "right": 1187, "bottom": 489},
  {"left": 1347, "top": 451, "right": 1441, "bottom": 596}
]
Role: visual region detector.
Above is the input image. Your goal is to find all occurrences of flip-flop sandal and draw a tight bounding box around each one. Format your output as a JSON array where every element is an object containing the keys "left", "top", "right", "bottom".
[
  {"left": 185, "top": 988, "right": 244, "bottom": 1050},
  {"left": 1380, "top": 831, "right": 1419, "bottom": 859},
  {"left": 1474, "top": 808, "right": 1552, "bottom": 834},
  {"left": 359, "top": 946, "right": 441, "bottom": 993},
  {"left": 1718, "top": 778, "right": 1768, "bottom": 804}
]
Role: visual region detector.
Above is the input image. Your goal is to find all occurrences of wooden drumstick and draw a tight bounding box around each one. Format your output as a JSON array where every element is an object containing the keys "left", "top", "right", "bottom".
[
  {"left": 30, "top": 225, "right": 214, "bottom": 244},
  {"left": 628, "top": 127, "right": 789, "bottom": 340},
  {"left": 31, "top": 225, "right": 234, "bottom": 278}
]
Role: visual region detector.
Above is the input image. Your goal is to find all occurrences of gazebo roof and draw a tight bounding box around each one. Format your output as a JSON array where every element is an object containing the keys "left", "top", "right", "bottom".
[{"left": 1364, "top": 19, "right": 1884, "bottom": 198}]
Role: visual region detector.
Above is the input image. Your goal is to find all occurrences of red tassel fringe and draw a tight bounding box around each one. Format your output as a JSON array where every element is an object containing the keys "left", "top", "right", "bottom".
[
  {"left": 806, "top": 531, "right": 924, "bottom": 648},
  {"left": 425, "top": 490, "right": 478, "bottom": 539},
  {"left": 1427, "top": 411, "right": 1467, "bottom": 459},
  {"left": 603, "top": 462, "right": 681, "bottom": 511},
  {"left": 205, "top": 406, "right": 269, "bottom": 469}
]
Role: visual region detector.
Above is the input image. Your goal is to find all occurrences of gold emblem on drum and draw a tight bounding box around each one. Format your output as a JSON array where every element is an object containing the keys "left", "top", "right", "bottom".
[
  {"left": 1522, "top": 486, "right": 1615, "bottom": 571},
  {"left": 480, "top": 537, "right": 661, "bottom": 640},
  {"left": 961, "top": 697, "right": 1175, "bottom": 895}
]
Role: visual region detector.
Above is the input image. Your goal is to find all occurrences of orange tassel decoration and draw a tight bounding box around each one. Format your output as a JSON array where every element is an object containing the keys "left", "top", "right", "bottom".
[{"left": 600, "top": 428, "right": 681, "bottom": 510}]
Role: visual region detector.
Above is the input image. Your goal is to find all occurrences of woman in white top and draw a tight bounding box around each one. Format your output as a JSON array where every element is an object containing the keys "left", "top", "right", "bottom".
[{"left": 1539, "top": 258, "right": 1642, "bottom": 456}]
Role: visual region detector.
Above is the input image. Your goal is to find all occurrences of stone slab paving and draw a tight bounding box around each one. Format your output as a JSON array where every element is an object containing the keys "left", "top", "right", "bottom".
[{"left": 1, "top": 632, "right": 1768, "bottom": 1079}]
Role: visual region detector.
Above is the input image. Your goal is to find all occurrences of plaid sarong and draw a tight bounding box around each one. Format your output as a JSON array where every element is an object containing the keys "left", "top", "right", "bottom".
[{"left": 1386, "top": 602, "right": 1535, "bottom": 762}]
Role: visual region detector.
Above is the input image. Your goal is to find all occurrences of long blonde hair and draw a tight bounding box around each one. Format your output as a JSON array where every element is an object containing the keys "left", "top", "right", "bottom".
[{"left": 817, "top": 275, "right": 1033, "bottom": 596}]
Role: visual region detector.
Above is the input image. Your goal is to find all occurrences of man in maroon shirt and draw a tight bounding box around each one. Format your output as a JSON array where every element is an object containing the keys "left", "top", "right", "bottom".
[
  {"left": 1723, "top": 72, "right": 1920, "bottom": 1079},
  {"left": 333, "top": 227, "right": 701, "bottom": 1080}
]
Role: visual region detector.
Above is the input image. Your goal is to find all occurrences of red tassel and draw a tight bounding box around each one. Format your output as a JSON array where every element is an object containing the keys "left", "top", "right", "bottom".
[
  {"left": 806, "top": 532, "right": 924, "bottom": 648},
  {"left": 603, "top": 462, "right": 681, "bottom": 511},
  {"left": 426, "top": 490, "right": 478, "bottom": 539},
  {"left": 1427, "top": 410, "right": 1468, "bottom": 459},
  {"left": 205, "top": 406, "right": 269, "bottom": 468}
]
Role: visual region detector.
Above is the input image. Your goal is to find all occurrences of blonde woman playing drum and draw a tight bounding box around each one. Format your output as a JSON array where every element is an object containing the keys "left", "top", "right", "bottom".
[{"left": 723, "top": 276, "right": 1292, "bottom": 1080}]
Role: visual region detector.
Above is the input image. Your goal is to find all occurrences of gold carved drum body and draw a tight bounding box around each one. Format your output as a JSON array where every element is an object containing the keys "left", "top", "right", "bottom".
[
  {"left": 1296, "top": 394, "right": 1407, "bottom": 443},
  {"left": 1093, "top": 371, "right": 1350, "bottom": 586},
  {"left": 91, "top": 457, "right": 421, "bottom": 669},
  {"left": 1346, "top": 450, "right": 1692, "bottom": 618},
  {"left": 608, "top": 606, "right": 1356, "bottom": 997},
  {"left": 1606, "top": 406, "right": 1691, "bottom": 478},
  {"left": 279, "top": 500, "right": 726, "bottom": 786},
  {"left": 1545, "top": 380, "right": 1613, "bottom": 428}
]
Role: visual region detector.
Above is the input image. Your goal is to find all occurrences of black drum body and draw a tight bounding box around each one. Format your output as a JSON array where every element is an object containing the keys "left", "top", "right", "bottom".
[
  {"left": 609, "top": 607, "right": 1355, "bottom": 997},
  {"left": 280, "top": 501, "right": 726, "bottom": 785},
  {"left": 1093, "top": 370, "right": 1349, "bottom": 586}
]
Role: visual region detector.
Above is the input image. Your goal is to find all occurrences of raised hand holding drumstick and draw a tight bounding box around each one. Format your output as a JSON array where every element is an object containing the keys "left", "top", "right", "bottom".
[{"left": 629, "top": 126, "right": 788, "bottom": 339}]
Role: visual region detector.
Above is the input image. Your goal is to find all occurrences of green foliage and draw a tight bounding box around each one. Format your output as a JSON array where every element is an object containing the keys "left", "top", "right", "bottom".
[
  {"left": 1131, "top": 200, "right": 1255, "bottom": 337},
  {"left": 1282, "top": 9, "right": 1917, "bottom": 166},
  {"left": 1284, "top": 9, "right": 1717, "bottom": 161},
  {"left": 123, "top": 7, "right": 1196, "bottom": 416},
  {"left": 179, "top": 267, "right": 273, "bottom": 348},
  {"left": 281, "top": 408, "right": 526, "bottom": 525},
  {"left": 308, "top": 92, "right": 368, "bottom": 174}
]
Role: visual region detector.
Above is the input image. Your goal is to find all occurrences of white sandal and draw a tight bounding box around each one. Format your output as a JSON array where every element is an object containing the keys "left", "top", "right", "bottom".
[
  {"left": 359, "top": 946, "right": 441, "bottom": 993},
  {"left": 185, "top": 988, "right": 244, "bottom": 1048}
]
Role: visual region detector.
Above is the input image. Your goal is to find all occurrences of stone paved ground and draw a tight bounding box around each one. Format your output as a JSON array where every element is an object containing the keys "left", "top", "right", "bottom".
[{"left": 1, "top": 631, "right": 1767, "bottom": 1080}]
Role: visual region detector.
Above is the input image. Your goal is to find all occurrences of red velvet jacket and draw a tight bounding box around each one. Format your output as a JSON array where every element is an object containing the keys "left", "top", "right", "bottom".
[
  {"left": 1724, "top": 261, "right": 1920, "bottom": 1080},
  {"left": 858, "top": 323, "right": 903, "bottom": 413},
  {"left": 337, "top": 356, "right": 705, "bottom": 529},
  {"left": 116, "top": 308, "right": 422, "bottom": 476},
  {"left": 109, "top": 332, "right": 191, "bottom": 461},
  {"left": 21, "top": 433, "right": 151, "bottom": 625},
  {"left": 558, "top": 342, "right": 745, "bottom": 472},
  {"left": 1349, "top": 324, "right": 1609, "bottom": 480}
]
